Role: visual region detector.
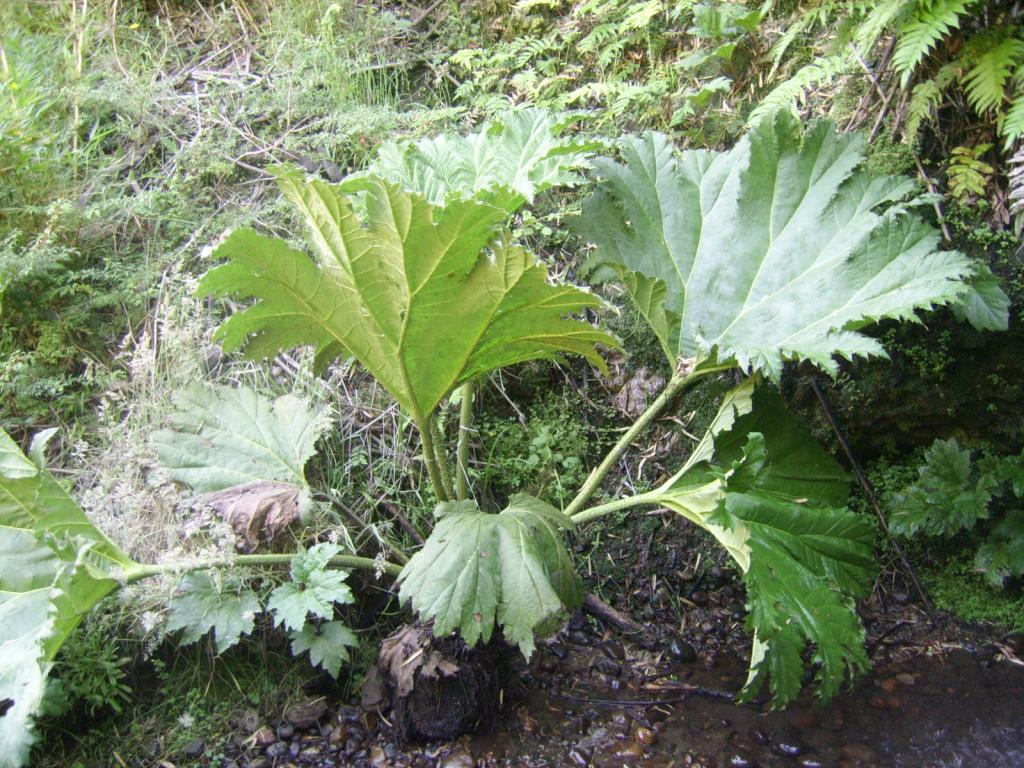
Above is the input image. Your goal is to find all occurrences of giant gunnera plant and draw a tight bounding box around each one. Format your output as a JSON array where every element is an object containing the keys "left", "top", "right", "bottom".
[{"left": 0, "top": 110, "right": 1008, "bottom": 765}]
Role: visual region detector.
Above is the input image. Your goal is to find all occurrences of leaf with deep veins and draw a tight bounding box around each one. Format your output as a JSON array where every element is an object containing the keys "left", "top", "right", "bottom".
[
  {"left": 576, "top": 112, "right": 1007, "bottom": 375},
  {"left": 650, "top": 380, "right": 876, "bottom": 706},
  {"left": 362, "top": 109, "right": 600, "bottom": 212},
  {"left": 290, "top": 621, "right": 357, "bottom": 678},
  {"left": 397, "top": 495, "right": 582, "bottom": 657},
  {"left": 200, "top": 173, "right": 616, "bottom": 419},
  {"left": 267, "top": 544, "right": 354, "bottom": 632},
  {"left": 165, "top": 574, "right": 261, "bottom": 654}
]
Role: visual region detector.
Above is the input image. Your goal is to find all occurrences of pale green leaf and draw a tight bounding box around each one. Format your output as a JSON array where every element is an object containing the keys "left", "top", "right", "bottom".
[
  {"left": 200, "top": 174, "right": 616, "bottom": 418},
  {"left": 577, "top": 113, "right": 1003, "bottom": 375},
  {"left": 362, "top": 109, "right": 600, "bottom": 212},
  {"left": 151, "top": 384, "right": 330, "bottom": 494},
  {"left": 398, "top": 494, "right": 582, "bottom": 657},
  {"left": 0, "top": 428, "right": 138, "bottom": 767},
  {"left": 951, "top": 264, "right": 1010, "bottom": 332},
  {"left": 165, "top": 573, "right": 260, "bottom": 654},
  {"left": 290, "top": 620, "right": 357, "bottom": 678}
]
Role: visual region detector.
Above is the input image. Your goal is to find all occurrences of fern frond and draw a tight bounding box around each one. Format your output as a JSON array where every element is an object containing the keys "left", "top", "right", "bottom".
[
  {"left": 960, "top": 32, "right": 1024, "bottom": 114},
  {"left": 853, "top": 0, "right": 914, "bottom": 55},
  {"left": 903, "top": 78, "right": 941, "bottom": 141},
  {"left": 578, "top": 23, "right": 618, "bottom": 54},
  {"left": 892, "top": 0, "right": 973, "bottom": 87},
  {"left": 748, "top": 55, "right": 848, "bottom": 125},
  {"left": 1002, "top": 82, "right": 1024, "bottom": 150},
  {"left": 622, "top": 0, "right": 662, "bottom": 30}
]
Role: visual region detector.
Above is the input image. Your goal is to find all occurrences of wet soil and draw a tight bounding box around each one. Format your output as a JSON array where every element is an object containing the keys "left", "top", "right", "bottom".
[
  {"left": 198, "top": 522, "right": 1024, "bottom": 768},
  {"left": 208, "top": 596, "right": 1024, "bottom": 768}
]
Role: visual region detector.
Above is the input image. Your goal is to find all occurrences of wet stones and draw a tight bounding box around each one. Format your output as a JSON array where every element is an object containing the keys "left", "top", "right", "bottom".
[
  {"left": 594, "top": 658, "right": 622, "bottom": 677},
  {"left": 634, "top": 726, "right": 658, "bottom": 746},
  {"left": 283, "top": 698, "right": 328, "bottom": 730},
  {"left": 438, "top": 749, "right": 475, "bottom": 768},
  {"left": 669, "top": 638, "right": 698, "bottom": 663}
]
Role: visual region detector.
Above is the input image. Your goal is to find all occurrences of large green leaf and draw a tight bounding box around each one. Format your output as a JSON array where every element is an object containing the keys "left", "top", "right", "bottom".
[
  {"left": 648, "top": 380, "right": 876, "bottom": 706},
  {"left": 200, "top": 173, "right": 616, "bottom": 418},
  {"left": 397, "top": 494, "right": 583, "bottom": 657},
  {"left": 362, "top": 109, "right": 599, "bottom": 212},
  {"left": 0, "top": 429, "right": 138, "bottom": 767},
  {"left": 151, "top": 385, "right": 330, "bottom": 494},
  {"left": 576, "top": 112, "right": 1007, "bottom": 377}
]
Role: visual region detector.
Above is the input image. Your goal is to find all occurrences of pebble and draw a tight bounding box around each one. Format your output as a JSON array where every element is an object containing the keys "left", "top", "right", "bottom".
[
  {"left": 182, "top": 738, "right": 204, "bottom": 758},
  {"left": 635, "top": 726, "right": 658, "bottom": 746},
  {"left": 240, "top": 709, "right": 262, "bottom": 733},
  {"left": 278, "top": 723, "right": 295, "bottom": 740},
  {"left": 595, "top": 658, "right": 622, "bottom": 677},
  {"left": 370, "top": 745, "right": 387, "bottom": 766},
  {"left": 669, "top": 638, "right": 698, "bottom": 663},
  {"left": 248, "top": 759, "right": 270, "bottom": 768},
  {"left": 797, "top": 756, "right": 824, "bottom": 768},
  {"left": 254, "top": 725, "right": 276, "bottom": 747},
  {"left": 439, "top": 749, "right": 475, "bottom": 768},
  {"left": 895, "top": 673, "right": 916, "bottom": 686},
  {"left": 613, "top": 741, "right": 645, "bottom": 758},
  {"left": 265, "top": 742, "right": 289, "bottom": 759},
  {"left": 722, "top": 750, "right": 758, "bottom": 767},
  {"left": 770, "top": 730, "right": 805, "bottom": 757},
  {"left": 284, "top": 698, "right": 328, "bottom": 729}
]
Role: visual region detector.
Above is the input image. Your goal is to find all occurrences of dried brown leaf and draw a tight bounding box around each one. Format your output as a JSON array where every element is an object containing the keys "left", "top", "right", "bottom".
[{"left": 197, "top": 480, "right": 301, "bottom": 552}]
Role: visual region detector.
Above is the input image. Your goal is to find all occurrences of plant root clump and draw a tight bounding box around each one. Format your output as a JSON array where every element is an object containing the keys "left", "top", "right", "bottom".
[{"left": 362, "top": 623, "right": 513, "bottom": 742}]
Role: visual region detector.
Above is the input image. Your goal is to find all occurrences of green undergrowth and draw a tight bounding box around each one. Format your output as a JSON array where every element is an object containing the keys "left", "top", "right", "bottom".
[
  {"left": 925, "top": 552, "right": 1024, "bottom": 634},
  {"left": 37, "top": 623, "right": 321, "bottom": 768},
  {"left": 864, "top": 449, "right": 1024, "bottom": 633}
]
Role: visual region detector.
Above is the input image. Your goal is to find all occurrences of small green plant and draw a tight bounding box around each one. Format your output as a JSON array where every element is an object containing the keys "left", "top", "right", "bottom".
[
  {"left": 889, "top": 438, "right": 1024, "bottom": 587},
  {"left": 0, "top": 111, "right": 1009, "bottom": 766},
  {"left": 50, "top": 620, "right": 132, "bottom": 718},
  {"left": 947, "top": 144, "right": 995, "bottom": 204}
]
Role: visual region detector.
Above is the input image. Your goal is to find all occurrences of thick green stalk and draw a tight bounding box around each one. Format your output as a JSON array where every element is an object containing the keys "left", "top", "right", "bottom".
[
  {"left": 122, "top": 552, "right": 402, "bottom": 585},
  {"left": 430, "top": 414, "right": 456, "bottom": 499},
  {"left": 562, "top": 362, "right": 731, "bottom": 518},
  {"left": 570, "top": 490, "right": 660, "bottom": 525},
  {"left": 417, "top": 415, "right": 451, "bottom": 502},
  {"left": 455, "top": 380, "right": 475, "bottom": 501}
]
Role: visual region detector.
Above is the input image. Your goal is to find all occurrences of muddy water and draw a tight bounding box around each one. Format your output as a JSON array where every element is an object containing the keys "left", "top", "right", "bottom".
[{"left": 468, "top": 650, "right": 1024, "bottom": 767}]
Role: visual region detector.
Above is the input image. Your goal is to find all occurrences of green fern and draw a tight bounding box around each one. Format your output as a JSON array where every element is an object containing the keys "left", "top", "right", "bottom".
[
  {"left": 892, "top": 0, "right": 974, "bottom": 87},
  {"left": 1002, "top": 86, "right": 1024, "bottom": 149},
  {"left": 748, "top": 54, "right": 848, "bottom": 125},
  {"left": 852, "top": 0, "right": 914, "bottom": 54},
  {"left": 960, "top": 31, "right": 1024, "bottom": 114},
  {"left": 947, "top": 143, "right": 995, "bottom": 203},
  {"left": 903, "top": 63, "right": 956, "bottom": 142}
]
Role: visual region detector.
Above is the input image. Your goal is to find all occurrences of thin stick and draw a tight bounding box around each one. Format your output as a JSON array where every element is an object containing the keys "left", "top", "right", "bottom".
[
  {"left": 380, "top": 501, "right": 426, "bottom": 546},
  {"left": 808, "top": 378, "right": 938, "bottom": 622}
]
